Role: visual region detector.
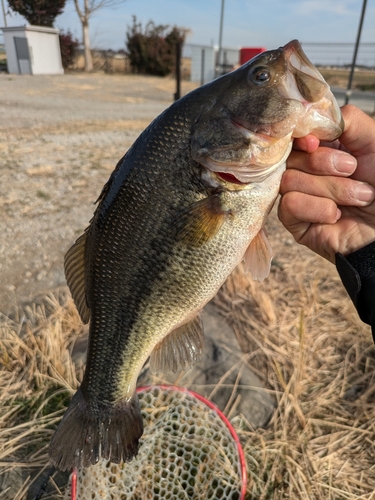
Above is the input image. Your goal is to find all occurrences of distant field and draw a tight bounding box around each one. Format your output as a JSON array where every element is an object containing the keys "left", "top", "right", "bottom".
[{"left": 319, "top": 67, "right": 375, "bottom": 91}]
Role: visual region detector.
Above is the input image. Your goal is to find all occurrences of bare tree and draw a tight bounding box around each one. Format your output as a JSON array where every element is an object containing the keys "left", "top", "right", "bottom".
[{"left": 73, "top": 0, "right": 126, "bottom": 72}]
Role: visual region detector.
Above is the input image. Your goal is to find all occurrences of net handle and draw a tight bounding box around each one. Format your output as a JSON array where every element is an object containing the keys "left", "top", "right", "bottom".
[{"left": 71, "top": 468, "right": 77, "bottom": 500}]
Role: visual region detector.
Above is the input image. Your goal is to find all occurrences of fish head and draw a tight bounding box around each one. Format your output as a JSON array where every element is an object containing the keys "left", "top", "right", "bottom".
[{"left": 192, "top": 39, "right": 343, "bottom": 185}]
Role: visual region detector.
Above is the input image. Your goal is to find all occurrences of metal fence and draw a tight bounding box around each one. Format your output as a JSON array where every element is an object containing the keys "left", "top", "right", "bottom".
[
  {"left": 301, "top": 43, "right": 375, "bottom": 114},
  {"left": 12, "top": 40, "right": 373, "bottom": 113},
  {"left": 301, "top": 42, "right": 375, "bottom": 69},
  {"left": 70, "top": 49, "right": 132, "bottom": 73},
  {"left": 185, "top": 42, "right": 375, "bottom": 114}
]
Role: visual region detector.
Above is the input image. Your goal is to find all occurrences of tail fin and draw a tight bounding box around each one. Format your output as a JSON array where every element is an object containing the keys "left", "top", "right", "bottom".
[{"left": 49, "top": 388, "right": 143, "bottom": 471}]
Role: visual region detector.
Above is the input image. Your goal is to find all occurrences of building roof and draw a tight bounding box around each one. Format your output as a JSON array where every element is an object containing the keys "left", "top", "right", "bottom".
[{"left": 1, "top": 25, "right": 60, "bottom": 34}]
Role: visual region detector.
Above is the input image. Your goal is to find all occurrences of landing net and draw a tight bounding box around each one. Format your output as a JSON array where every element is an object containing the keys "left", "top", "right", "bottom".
[{"left": 64, "top": 385, "right": 247, "bottom": 499}]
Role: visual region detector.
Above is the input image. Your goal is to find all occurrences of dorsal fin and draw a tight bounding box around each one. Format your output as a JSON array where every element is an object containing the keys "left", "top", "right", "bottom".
[
  {"left": 64, "top": 232, "right": 90, "bottom": 324},
  {"left": 150, "top": 315, "right": 204, "bottom": 374},
  {"left": 243, "top": 228, "right": 273, "bottom": 282}
]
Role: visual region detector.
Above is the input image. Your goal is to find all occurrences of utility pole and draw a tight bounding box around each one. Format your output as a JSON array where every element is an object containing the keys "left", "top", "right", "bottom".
[
  {"left": 345, "top": 0, "right": 367, "bottom": 105},
  {"left": 1, "top": 0, "right": 7, "bottom": 27},
  {"left": 216, "top": 0, "right": 225, "bottom": 78},
  {"left": 174, "top": 41, "right": 181, "bottom": 101}
]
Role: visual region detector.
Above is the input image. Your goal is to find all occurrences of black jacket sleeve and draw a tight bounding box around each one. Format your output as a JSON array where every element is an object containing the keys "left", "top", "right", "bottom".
[{"left": 336, "top": 241, "right": 375, "bottom": 341}]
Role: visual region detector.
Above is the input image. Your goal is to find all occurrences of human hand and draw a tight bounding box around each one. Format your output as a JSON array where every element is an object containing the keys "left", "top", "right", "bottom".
[{"left": 278, "top": 105, "right": 375, "bottom": 263}]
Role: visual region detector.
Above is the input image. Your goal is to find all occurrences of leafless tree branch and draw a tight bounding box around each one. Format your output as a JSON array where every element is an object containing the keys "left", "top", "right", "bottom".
[{"left": 72, "top": 0, "right": 127, "bottom": 72}]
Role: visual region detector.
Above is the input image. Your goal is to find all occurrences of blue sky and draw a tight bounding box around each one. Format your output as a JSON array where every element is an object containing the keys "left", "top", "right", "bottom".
[{"left": 1, "top": 0, "right": 374, "bottom": 51}]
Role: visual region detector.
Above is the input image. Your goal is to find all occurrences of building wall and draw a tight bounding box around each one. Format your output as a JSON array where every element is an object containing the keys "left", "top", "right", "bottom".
[
  {"left": 191, "top": 45, "right": 216, "bottom": 84},
  {"left": 189, "top": 44, "right": 240, "bottom": 84},
  {"left": 26, "top": 30, "right": 63, "bottom": 75},
  {"left": 3, "top": 28, "right": 26, "bottom": 74}
]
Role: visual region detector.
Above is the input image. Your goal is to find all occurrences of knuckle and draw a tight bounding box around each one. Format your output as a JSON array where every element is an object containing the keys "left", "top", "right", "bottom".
[{"left": 280, "top": 169, "right": 302, "bottom": 193}]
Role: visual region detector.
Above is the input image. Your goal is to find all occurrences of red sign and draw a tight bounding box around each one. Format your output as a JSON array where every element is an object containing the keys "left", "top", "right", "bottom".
[{"left": 240, "top": 47, "right": 266, "bottom": 65}]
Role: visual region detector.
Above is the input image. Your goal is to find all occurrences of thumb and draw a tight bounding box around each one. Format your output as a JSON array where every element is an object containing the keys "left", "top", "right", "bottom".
[
  {"left": 340, "top": 105, "right": 375, "bottom": 155},
  {"left": 278, "top": 191, "right": 341, "bottom": 240}
]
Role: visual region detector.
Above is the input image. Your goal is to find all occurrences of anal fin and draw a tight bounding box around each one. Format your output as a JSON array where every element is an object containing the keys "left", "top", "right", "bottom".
[
  {"left": 150, "top": 315, "right": 204, "bottom": 374},
  {"left": 243, "top": 228, "right": 273, "bottom": 282}
]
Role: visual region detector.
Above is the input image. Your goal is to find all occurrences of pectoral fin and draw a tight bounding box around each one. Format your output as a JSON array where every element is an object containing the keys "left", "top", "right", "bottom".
[
  {"left": 243, "top": 228, "right": 273, "bottom": 282},
  {"left": 150, "top": 315, "right": 204, "bottom": 374},
  {"left": 64, "top": 232, "right": 90, "bottom": 324},
  {"left": 173, "top": 194, "right": 228, "bottom": 247}
]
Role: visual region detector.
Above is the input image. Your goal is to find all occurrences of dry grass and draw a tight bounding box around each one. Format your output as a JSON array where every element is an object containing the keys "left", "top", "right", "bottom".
[
  {"left": 1, "top": 213, "right": 375, "bottom": 499},
  {"left": 212, "top": 215, "right": 375, "bottom": 499},
  {"left": 0, "top": 292, "right": 84, "bottom": 499}
]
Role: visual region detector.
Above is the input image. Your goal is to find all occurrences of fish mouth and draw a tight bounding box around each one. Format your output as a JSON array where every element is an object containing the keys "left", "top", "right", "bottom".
[
  {"left": 195, "top": 39, "right": 343, "bottom": 187},
  {"left": 215, "top": 172, "right": 250, "bottom": 185},
  {"left": 279, "top": 40, "right": 343, "bottom": 140},
  {"left": 200, "top": 123, "right": 293, "bottom": 185},
  {"left": 235, "top": 40, "right": 343, "bottom": 141}
]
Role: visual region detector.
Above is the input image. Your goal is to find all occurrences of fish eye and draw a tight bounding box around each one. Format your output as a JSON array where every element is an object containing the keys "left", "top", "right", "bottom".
[{"left": 250, "top": 67, "right": 271, "bottom": 85}]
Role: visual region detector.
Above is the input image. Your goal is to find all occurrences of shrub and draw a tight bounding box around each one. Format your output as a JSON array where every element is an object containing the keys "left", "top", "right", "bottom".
[
  {"left": 126, "top": 16, "right": 188, "bottom": 77},
  {"left": 59, "top": 30, "right": 80, "bottom": 69}
]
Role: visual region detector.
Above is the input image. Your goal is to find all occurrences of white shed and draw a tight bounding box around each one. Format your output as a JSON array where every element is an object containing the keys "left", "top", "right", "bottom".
[
  {"left": 1, "top": 25, "right": 63, "bottom": 75},
  {"left": 190, "top": 45, "right": 216, "bottom": 84}
]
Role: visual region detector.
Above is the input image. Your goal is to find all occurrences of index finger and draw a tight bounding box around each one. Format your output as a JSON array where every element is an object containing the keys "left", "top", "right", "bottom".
[
  {"left": 287, "top": 147, "right": 357, "bottom": 177},
  {"left": 293, "top": 135, "right": 320, "bottom": 153}
]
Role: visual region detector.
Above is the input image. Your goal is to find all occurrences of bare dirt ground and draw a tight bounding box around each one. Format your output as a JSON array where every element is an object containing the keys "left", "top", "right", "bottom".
[{"left": 0, "top": 73, "right": 199, "bottom": 312}]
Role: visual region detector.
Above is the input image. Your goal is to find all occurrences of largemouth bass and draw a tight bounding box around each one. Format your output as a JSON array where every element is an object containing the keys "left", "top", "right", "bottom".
[{"left": 50, "top": 40, "right": 343, "bottom": 471}]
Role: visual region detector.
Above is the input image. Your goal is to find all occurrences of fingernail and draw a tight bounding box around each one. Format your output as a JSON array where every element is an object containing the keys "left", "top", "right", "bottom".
[
  {"left": 334, "top": 153, "right": 357, "bottom": 173},
  {"left": 355, "top": 183, "right": 375, "bottom": 202}
]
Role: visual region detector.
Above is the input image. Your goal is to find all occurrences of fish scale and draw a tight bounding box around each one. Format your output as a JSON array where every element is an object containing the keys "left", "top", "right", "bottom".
[{"left": 50, "top": 40, "right": 343, "bottom": 471}]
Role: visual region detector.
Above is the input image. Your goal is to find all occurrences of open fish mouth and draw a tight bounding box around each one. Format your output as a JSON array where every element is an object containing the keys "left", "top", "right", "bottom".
[
  {"left": 195, "top": 40, "right": 343, "bottom": 186},
  {"left": 215, "top": 172, "right": 250, "bottom": 184},
  {"left": 280, "top": 40, "right": 343, "bottom": 139}
]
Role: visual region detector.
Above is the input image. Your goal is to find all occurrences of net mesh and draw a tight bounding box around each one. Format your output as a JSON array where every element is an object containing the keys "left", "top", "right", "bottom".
[{"left": 64, "top": 385, "right": 246, "bottom": 499}]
